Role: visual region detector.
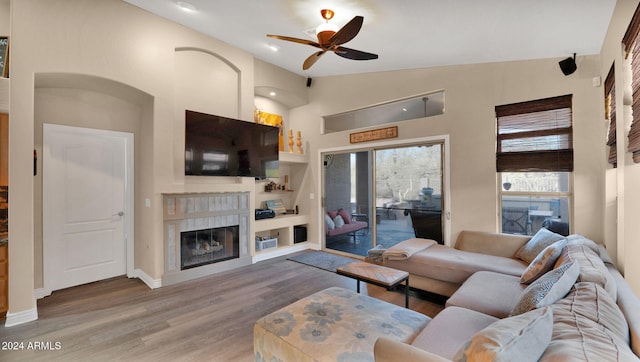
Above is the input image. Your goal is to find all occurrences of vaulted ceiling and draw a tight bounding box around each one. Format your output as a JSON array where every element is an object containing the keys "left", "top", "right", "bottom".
[{"left": 123, "top": 0, "right": 617, "bottom": 78}]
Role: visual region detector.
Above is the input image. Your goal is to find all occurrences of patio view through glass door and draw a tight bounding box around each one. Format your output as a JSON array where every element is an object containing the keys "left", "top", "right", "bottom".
[
  {"left": 375, "top": 144, "right": 443, "bottom": 251},
  {"left": 324, "top": 143, "right": 443, "bottom": 257}
]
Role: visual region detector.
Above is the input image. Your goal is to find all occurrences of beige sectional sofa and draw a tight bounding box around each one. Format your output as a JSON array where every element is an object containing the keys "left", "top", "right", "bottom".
[
  {"left": 382, "top": 232, "right": 531, "bottom": 297},
  {"left": 376, "top": 230, "right": 640, "bottom": 361},
  {"left": 254, "top": 229, "right": 640, "bottom": 361}
]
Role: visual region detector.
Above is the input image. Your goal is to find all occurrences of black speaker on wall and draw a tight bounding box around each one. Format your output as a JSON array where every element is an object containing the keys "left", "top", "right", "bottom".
[
  {"left": 559, "top": 53, "right": 577, "bottom": 76},
  {"left": 306, "top": 77, "right": 313, "bottom": 88}
]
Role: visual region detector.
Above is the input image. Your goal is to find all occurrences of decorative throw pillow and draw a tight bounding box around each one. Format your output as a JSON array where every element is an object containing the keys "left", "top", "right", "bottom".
[
  {"left": 520, "top": 239, "right": 566, "bottom": 284},
  {"left": 515, "top": 228, "right": 565, "bottom": 263},
  {"left": 453, "top": 307, "right": 553, "bottom": 362},
  {"left": 337, "top": 208, "right": 352, "bottom": 224},
  {"left": 325, "top": 214, "right": 335, "bottom": 230},
  {"left": 327, "top": 210, "right": 339, "bottom": 219},
  {"left": 334, "top": 214, "right": 345, "bottom": 228},
  {"left": 511, "top": 262, "right": 580, "bottom": 316}
]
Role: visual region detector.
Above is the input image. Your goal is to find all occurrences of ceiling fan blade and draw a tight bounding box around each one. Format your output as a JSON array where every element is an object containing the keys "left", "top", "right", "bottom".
[
  {"left": 328, "top": 16, "right": 364, "bottom": 46},
  {"left": 267, "top": 34, "right": 321, "bottom": 48},
  {"left": 334, "top": 46, "right": 378, "bottom": 60},
  {"left": 303, "top": 51, "right": 326, "bottom": 70}
]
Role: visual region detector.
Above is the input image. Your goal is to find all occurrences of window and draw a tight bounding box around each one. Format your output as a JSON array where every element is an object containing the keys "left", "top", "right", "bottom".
[
  {"left": 605, "top": 64, "right": 617, "bottom": 167},
  {"left": 496, "top": 95, "right": 573, "bottom": 236},
  {"left": 322, "top": 90, "right": 445, "bottom": 134},
  {"left": 622, "top": 2, "right": 640, "bottom": 162}
]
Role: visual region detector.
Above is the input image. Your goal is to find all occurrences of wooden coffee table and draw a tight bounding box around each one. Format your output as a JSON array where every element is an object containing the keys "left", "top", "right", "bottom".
[{"left": 337, "top": 262, "right": 410, "bottom": 308}]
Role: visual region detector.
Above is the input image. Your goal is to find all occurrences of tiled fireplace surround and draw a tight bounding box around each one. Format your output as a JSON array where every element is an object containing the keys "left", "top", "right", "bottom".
[{"left": 162, "top": 192, "right": 252, "bottom": 285}]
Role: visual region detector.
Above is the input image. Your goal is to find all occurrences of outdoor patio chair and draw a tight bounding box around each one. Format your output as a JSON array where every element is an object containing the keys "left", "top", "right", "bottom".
[{"left": 501, "top": 206, "right": 530, "bottom": 235}]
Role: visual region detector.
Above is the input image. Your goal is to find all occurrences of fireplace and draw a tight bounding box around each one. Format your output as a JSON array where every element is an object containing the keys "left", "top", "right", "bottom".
[
  {"left": 163, "top": 191, "right": 251, "bottom": 285},
  {"left": 181, "top": 225, "right": 239, "bottom": 270}
]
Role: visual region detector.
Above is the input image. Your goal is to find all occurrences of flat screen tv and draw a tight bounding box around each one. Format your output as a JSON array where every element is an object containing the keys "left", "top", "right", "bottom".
[{"left": 185, "top": 110, "right": 279, "bottom": 179}]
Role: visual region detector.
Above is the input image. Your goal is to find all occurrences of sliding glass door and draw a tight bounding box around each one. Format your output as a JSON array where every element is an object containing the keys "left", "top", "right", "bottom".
[
  {"left": 375, "top": 144, "right": 443, "bottom": 248},
  {"left": 323, "top": 151, "right": 373, "bottom": 255},
  {"left": 323, "top": 142, "right": 444, "bottom": 257}
]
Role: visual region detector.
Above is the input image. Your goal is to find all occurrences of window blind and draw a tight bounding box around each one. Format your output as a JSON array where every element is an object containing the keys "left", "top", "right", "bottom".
[
  {"left": 496, "top": 94, "right": 573, "bottom": 172},
  {"left": 623, "top": 2, "right": 640, "bottom": 163},
  {"left": 605, "top": 64, "right": 617, "bottom": 167}
]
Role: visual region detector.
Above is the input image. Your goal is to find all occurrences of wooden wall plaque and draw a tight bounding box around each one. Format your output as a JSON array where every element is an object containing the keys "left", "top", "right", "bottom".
[{"left": 350, "top": 126, "right": 398, "bottom": 144}]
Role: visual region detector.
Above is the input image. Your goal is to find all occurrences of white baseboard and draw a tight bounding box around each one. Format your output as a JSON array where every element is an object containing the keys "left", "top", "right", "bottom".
[
  {"left": 4, "top": 307, "right": 38, "bottom": 327},
  {"left": 129, "top": 268, "right": 161, "bottom": 289},
  {"left": 252, "top": 243, "right": 316, "bottom": 263},
  {"left": 34, "top": 287, "right": 52, "bottom": 300}
]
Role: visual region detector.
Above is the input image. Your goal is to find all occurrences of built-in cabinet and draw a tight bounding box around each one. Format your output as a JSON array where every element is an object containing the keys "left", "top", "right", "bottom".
[{"left": 253, "top": 152, "right": 310, "bottom": 260}]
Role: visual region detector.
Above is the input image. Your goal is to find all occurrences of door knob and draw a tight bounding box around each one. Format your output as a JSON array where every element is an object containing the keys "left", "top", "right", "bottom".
[{"left": 114, "top": 211, "right": 124, "bottom": 217}]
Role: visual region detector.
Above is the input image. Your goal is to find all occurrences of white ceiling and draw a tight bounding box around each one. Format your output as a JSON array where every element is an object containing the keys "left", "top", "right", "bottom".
[{"left": 122, "top": 0, "right": 617, "bottom": 78}]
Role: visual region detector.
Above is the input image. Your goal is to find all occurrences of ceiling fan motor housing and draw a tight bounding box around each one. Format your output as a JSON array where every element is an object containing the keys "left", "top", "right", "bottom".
[{"left": 316, "top": 28, "right": 336, "bottom": 44}]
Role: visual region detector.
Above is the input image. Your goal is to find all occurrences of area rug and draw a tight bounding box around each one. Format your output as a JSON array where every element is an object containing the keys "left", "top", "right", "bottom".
[{"left": 287, "top": 250, "right": 357, "bottom": 272}]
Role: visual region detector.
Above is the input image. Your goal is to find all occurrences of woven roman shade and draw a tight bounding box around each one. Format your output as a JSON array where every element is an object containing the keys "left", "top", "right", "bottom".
[
  {"left": 623, "top": 2, "right": 640, "bottom": 163},
  {"left": 496, "top": 94, "right": 573, "bottom": 172},
  {"left": 605, "top": 64, "right": 617, "bottom": 167}
]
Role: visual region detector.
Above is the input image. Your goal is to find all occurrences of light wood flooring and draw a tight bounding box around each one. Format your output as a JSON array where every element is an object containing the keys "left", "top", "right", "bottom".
[{"left": 0, "top": 253, "right": 444, "bottom": 362}]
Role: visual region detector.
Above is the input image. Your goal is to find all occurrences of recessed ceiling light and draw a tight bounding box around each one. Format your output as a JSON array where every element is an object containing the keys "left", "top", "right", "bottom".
[
  {"left": 268, "top": 44, "right": 281, "bottom": 52},
  {"left": 176, "top": 1, "right": 196, "bottom": 12},
  {"left": 402, "top": 108, "right": 407, "bottom": 112},
  {"left": 269, "top": 91, "right": 276, "bottom": 96}
]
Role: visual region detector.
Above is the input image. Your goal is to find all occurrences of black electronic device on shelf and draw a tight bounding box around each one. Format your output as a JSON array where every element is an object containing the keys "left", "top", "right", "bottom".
[{"left": 255, "top": 208, "right": 276, "bottom": 220}]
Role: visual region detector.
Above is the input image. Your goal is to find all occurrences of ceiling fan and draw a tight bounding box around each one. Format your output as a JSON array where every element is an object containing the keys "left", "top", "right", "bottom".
[{"left": 267, "top": 9, "right": 378, "bottom": 70}]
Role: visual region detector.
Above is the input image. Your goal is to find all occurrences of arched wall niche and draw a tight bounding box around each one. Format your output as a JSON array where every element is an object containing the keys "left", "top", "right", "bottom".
[
  {"left": 174, "top": 47, "right": 242, "bottom": 119},
  {"left": 32, "top": 72, "right": 154, "bottom": 289}
]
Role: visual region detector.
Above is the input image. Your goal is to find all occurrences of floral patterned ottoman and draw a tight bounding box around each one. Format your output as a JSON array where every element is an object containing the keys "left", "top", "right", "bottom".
[{"left": 254, "top": 287, "right": 430, "bottom": 362}]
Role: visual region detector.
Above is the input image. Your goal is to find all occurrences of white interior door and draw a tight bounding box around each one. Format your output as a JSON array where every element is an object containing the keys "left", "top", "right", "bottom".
[{"left": 43, "top": 124, "right": 132, "bottom": 292}]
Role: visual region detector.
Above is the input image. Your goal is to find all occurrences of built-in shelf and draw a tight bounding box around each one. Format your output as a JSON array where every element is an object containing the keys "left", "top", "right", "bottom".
[
  {"left": 255, "top": 214, "right": 309, "bottom": 232},
  {"left": 253, "top": 152, "right": 310, "bottom": 261},
  {"left": 279, "top": 152, "right": 308, "bottom": 165}
]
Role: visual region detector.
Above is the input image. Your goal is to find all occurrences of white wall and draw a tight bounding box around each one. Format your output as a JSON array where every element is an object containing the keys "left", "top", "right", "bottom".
[
  {"left": 600, "top": 0, "right": 640, "bottom": 294},
  {"left": 292, "top": 56, "right": 605, "bottom": 248},
  {"left": 8, "top": 0, "right": 255, "bottom": 318}
]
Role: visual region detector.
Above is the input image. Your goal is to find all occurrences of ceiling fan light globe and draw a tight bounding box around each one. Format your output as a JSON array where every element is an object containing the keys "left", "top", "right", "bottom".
[{"left": 320, "top": 9, "right": 335, "bottom": 21}]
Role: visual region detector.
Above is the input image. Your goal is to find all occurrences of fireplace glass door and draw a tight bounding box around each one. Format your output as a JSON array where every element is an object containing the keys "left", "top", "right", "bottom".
[{"left": 181, "top": 225, "right": 239, "bottom": 270}]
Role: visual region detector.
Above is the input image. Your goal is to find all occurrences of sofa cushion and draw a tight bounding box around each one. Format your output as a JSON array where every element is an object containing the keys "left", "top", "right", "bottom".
[
  {"left": 607, "top": 264, "right": 640, "bottom": 357},
  {"left": 453, "top": 307, "right": 553, "bottom": 362},
  {"left": 411, "top": 306, "right": 498, "bottom": 360},
  {"left": 520, "top": 239, "right": 566, "bottom": 284},
  {"left": 446, "top": 271, "right": 526, "bottom": 318},
  {"left": 334, "top": 214, "right": 345, "bottom": 228},
  {"left": 541, "top": 283, "right": 637, "bottom": 361},
  {"left": 325, "top": 221, "right": 368, "bottom": 237},
  {"left": 511, "top": 262, "right": 580, "bottom": 316},
  {"left": 565, "top": 233, "right": 601, "bottom": 253},
  {"left": 554, "top": 240, "right": 617, "bottom": 300},
  {"left": 454, "top": 231, "right": 530, "bottom": 258},
  {"left": 556, "top": 282, "right": 629, "bottom": 343},
  {"left": 515, "top": 228, "right": 565, "bottom": 263},
  {"left": 325, "top": 214, "right": 335, "bottom": 230},
  {"left": 375, "top": 338, "right": 451, "bottom": 362},
  {"left": 337, "top": 208, "right": 352, "bottom": 224},
  {"left": 384, "top": 245, "right": 527, "bottom": 285}
]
